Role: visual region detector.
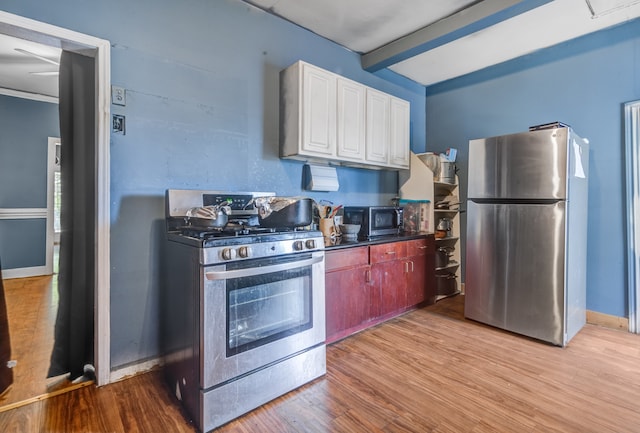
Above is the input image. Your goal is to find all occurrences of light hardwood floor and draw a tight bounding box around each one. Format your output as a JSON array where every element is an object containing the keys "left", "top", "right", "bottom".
[
  {"left": 1, "top": 274, "right": 76, "bottom": 409},
  {"left": 1, "top": 295, "right": 640, "bottom": 432}
]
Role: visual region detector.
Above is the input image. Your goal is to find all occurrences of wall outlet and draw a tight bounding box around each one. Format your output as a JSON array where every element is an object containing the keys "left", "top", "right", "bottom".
[
  {"left": 111, "top": 86, "right": 126, "bottom": 106},
  {"left": 112, "top": 115, "right": 126, "bottom": 134}
]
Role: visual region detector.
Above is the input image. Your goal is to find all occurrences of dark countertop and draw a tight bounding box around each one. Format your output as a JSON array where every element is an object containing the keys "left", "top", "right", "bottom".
[{"left": 323, "top": 232, "right": 433, "bottom": 251}]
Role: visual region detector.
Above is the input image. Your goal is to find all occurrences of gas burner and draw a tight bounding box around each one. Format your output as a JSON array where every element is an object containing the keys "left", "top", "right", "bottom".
[{"left": 178, "top": 224, "right": 281, "bottom": 240}]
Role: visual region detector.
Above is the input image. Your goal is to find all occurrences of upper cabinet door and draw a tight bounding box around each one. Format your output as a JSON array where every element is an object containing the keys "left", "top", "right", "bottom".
[
  {"left": 365, "top": 88, "right": 390, "bottom": 165},
  {"left": 389, "top": 97, "right": 410, "bottom": 169},
  {"left": 336, "top": 77, "right": 365, "bottom": 162},
  {"left": 301, "top": 63, "right": 336, "bottom": 157}
]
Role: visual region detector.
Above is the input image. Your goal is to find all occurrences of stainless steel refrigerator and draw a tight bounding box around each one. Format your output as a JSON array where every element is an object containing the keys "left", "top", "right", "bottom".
[{"left": 465, "top": 127, "right": 589, "bottom": 346}]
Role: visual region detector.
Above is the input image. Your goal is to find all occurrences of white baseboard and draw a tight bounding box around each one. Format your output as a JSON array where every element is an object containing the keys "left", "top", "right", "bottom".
[
  {"left": 2, "top": 266, "right": 50, "bottom": 279},
  {"left": 109, "top": 357, "right": 164, "bottom": 384}
]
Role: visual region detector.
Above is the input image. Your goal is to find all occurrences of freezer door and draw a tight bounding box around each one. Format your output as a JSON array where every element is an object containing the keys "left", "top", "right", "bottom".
[
  {"left": 468, "top": 128, "right": 568, "bottom": 200},
  {"left": 464, "top": 200, "right": 566, "bottom": 345}
]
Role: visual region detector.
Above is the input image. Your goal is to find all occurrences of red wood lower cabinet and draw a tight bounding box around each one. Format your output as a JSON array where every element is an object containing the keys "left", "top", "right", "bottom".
[
  {"left": 325, "top": 236, "right": 435, "bottom": 344},
  {"left": 406, "top": 237, "right": 436, "bottom": 306},
  {"left": 325, "top": 265, "right": 371, "bottom": 342},
  {"left": 325, "top": 247, "right": 372, "bottom": 344},
  {"left": 406, "top": 256, "right": 428, "bottom": 306},
  {"left": 370, "top": 242, "right": 407, "bottom": 318}
]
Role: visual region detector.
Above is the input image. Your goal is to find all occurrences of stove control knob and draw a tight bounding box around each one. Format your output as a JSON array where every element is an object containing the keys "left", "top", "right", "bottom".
[
  {"left": 293, "top": 240, "right": 304, "bottom": 251},
  {"left": 221, "top": 248, "right": 236, "bottom": 261},
  {"left": 305, "top": 239, "right": 316, "bottom": 249},
  {"left": 238, "top": 246, "right": 251, "bottom": 258}
]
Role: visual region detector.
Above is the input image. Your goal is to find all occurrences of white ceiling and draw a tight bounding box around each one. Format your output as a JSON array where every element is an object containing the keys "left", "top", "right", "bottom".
[
  {"left": 243, "top": 0, "right": 640, "bottom": 86},
  {"left": 243, "top": 0, "right": 480, "bottom": 53},
  {"left": 0, "top": 33, "right": 60, "bottom": 100},
  {"left": 2, "top": 0, "right": 640, "bottom": 100}
]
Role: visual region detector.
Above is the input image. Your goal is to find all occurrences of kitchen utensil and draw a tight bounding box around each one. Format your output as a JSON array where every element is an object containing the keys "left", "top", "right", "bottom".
[
  {"left": 186, "top": 204, "right": 231, "bottom": 228},
  {"left": 339, "top": 224, "right": 360, "bottom": 235},
  {"left": 435, "top": 230, "right": 447, "bottom": 239},
  {"left": 435, "top": 246, "right": 455, "bottom": 268},
  {"left": 435, "top": 195, "right": 460, "bottom": 210},
  {"left": 329, "top": 205, "right": 342, "bottom": 218},
  {"left": 254, "top": 196, "right": 313, "bottom": 227},
  {"left": 435, "top": 273, "right": 458, "bottom": 296},
  {"left": 437, "top": 218, "right": 453, "bottom": 232},
  {"left": 333, "top": 216, "right": 343, "bottom": 235},
  {"left": 439, "top": 161, "right": 457, "bottom": 184},
  {"left": 319, "top": 218, "right": 336, "bottom": 238}
]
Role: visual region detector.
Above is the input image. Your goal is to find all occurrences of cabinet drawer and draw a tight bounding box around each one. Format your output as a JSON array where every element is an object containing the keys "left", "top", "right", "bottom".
[
  {"left": 406, "top": 237, "right": 433, "bottom": 257},
  {"left": 370, "top": 242, "right": 407, "bottom": 264},
  {"left": 326, "top": 246, "right": 369, "bottom": 272}
]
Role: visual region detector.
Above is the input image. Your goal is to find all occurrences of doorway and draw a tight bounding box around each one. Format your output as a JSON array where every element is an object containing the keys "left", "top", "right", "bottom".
[
  {"left": 0, "top": 10, "right": 111, "bottom": 397},
  {"left": 0, "top": 142, "right": 55, "bottom": 279},
  {"left": 0, "top": 105, "right": 64, "bottom": 410}
]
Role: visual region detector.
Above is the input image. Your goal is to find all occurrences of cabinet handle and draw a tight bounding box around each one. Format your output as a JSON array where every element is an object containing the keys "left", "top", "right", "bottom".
[
  {"left": 365, "top": 269, "right": 371, "bottom": 282},
  {"left": 385, "top": 251, "right": 396, "bottom": 255},
  {"left": 419, "top": 246, "right": 428, "bottom": 250},
  {"left": 404, "top": 261, "right": 414, "bottom": 273}
]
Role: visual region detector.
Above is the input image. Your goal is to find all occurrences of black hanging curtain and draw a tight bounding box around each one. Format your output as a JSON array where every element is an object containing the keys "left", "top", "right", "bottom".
[{"left": 48, "top": 50, "right": 96, "bottom": 380}]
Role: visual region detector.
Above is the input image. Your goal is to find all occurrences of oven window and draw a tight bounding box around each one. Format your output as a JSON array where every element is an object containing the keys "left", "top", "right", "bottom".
[{"left": 226, "top": 256, "right": 313, "bottom": 356}]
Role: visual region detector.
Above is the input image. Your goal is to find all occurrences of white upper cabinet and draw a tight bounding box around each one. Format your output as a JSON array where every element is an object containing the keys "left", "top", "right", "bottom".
[
  {"left": 389, "top": 97, "right": 410, "bottom": 168},
  {"left": 281, "top": 62, "right": 337, "bottom": 159},
  {"left": 365, "top": 88, "right": 390, "bottom": 165},
  {"left": 280, "top": 60, "right": 410, "bottom": 170},
  {"left": 336, "top": 77, "right": 366, "bottom": 162},
  {"left": 301, "top": 64, "right": 336, "bottom": 157}
]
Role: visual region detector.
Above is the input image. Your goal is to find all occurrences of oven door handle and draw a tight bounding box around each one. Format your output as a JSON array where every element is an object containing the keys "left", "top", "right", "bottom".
[{"left": 205, "top": 255, "right": 323, "bottom": 280}]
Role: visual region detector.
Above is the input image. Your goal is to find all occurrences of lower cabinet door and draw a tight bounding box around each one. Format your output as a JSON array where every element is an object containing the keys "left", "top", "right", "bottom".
[
  {"left": 405, "top": 237, "right": 435, "bottom": 306},
  {"left": 406, "top": 256, "right": 427, "bottom": 306},
  {"left": 371, "top": 260, "right": 407, "bottom": 318},
  {"left": 325, "top": 265, "right": 371, "bottom": 343}
]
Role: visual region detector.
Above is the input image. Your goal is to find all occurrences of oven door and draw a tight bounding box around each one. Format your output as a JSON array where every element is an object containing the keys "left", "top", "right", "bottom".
[{"left": 201, "top": 250, "right": 325, "bottom": 388}]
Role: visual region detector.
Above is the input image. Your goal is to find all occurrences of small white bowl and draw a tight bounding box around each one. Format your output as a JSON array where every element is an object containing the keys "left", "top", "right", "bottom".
[{"left": 339, "top": 224, "right": 361, "bottom": 235}]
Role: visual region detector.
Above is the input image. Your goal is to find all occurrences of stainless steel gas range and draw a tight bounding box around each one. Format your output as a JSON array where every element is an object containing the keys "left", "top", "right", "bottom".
[{"left": 162, "top": 189, "right": 326, "bottom": 432}]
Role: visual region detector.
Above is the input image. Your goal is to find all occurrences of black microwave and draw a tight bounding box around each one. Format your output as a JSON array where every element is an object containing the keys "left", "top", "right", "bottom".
[{"left": 343, "top": 206, "right": 404, "bottom": 239}]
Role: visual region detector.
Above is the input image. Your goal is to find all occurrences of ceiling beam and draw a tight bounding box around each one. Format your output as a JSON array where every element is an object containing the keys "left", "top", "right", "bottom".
[{"left": 362, "top": 0, "right": 553, "bottom": 72}]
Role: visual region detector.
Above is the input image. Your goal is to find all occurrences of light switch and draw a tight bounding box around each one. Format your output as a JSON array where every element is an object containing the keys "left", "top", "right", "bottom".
[{"left": 111, "top": 86, "right": 126, "bottom": 106}]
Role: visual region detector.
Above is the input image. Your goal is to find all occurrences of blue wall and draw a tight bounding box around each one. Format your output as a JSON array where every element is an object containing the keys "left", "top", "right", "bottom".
[
  {"left": 426, "top": 18, "right": 640, "bottom": 318},
  {"left": 0, "top": 95, "right": 58, "bottom": 269},
  {"left": 1, "top": 0, "right": 426, "bottom": 368}
]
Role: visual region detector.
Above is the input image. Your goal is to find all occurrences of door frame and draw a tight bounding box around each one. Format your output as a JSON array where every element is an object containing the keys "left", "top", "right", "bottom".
[
  {"left": 47, "top": 137, "right": 59, "bottom": 268},
  {"left": 625, "top": 100, "right": 640, "bottom": 334},
  {"left": 0, "top": 11, "right": 112, "bottom": 384}
]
